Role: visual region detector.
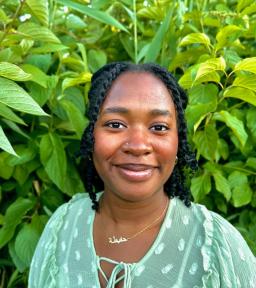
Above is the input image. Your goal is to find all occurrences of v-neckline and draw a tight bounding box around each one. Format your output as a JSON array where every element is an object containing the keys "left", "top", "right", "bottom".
[{"left": 89, "top": 194, "right": 177, "bottom": 286}]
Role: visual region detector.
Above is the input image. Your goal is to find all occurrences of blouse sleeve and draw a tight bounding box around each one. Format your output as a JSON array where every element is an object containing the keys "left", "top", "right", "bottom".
[
  {"left": 28, "top": 203, "right": 68, "bottom": 288},
  {"left": 211, "top": 211, "right": 256, "bottom": 288}
]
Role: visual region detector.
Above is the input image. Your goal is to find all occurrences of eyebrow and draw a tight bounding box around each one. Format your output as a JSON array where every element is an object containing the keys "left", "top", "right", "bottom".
[{"left": 102, "top": 107, "right": 173, "bottom": 117}]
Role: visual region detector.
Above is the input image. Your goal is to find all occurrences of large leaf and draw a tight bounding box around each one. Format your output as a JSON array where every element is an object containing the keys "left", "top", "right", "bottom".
[
  {"left": 0, "top": 62, "right": 31, "bottom": 81},
  {"left": 0, "top": 198, "right": 35, "bottom": 249},
  {"left": 191, "top": 172, "right": 211, "bottom": 202},
  {"left": 88, "top": 49, "right": 107, "bottom": 73},
  {"left": 216, "top": 25, "right": 242, "bottom": 50},
  {"left": 224, "top": 86, "right": 256, "bottom": 106},
  {"left": 18, "top": 23, "right": 60, "bottom": 44},
  {"left": 21, "top": 64, "right": 49, "bottom": 88},
  {"left": 193, "top": 124, "right": 218, "bottom": 161},
  {"left": 0, "top": 125, "right": 17, "bottom": 156},
  {"left": 234, "top": 57, "right": 256, "bottom": 74},
  {"left": 232, "top": 74, "right": 256, "bottom": 93},
  {"left": 213, "top": 111, "right": 248, "bottom": 146},
  {"left": 179, "top": 33, "right": 211, "bottom": 47},
  {"left": 195, "top": 57, "right": 226, "bottom": 82},
  {"left": 0, "top": 103, "right": 26, "bottom": 125},
  {"left": 186, "top": 84, "right": 218, "bottom": 131},
  {"left": 40, "top": 133, "right": 67, "bottom": 191},
  {"left": 60, "top": 99, "right": 88, "bottom": 138},
  {"left": 56, "top": 0, "right": 128, "bottom": 32},
  {"left": 26, "top": 0, "right": 49, "bottom": 26},
  {"left": 144, "top": 7, "right": 174, "bottom": 62},
  {"left": 0, "top": 77, "right": 47, "bottom": 115},
  {"left": 212, "top": 170, "right": 231, "bottom": 201},
  {"left": 228, "top": 171, "right": 252, "bottom": 207}
]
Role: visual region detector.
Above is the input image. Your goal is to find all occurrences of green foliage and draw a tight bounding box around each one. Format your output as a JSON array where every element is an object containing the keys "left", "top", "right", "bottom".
[{"left": 0, "top": 0, "right": 256, "bottom": 286}]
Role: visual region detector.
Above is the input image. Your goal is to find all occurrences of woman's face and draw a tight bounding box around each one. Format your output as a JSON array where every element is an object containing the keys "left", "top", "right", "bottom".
[{"left": 93, "top": 71, "right": 178, "bottom": 202}]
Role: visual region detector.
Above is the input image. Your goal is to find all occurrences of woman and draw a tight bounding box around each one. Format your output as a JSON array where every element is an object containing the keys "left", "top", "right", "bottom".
[{"left": 29, "top": 62, "right": 256, "bottom": 288}]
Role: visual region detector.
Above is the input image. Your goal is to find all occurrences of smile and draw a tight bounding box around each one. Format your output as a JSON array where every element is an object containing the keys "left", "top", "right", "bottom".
[{"left": 114, "top": 164, "right": 156, "bottom": 182}]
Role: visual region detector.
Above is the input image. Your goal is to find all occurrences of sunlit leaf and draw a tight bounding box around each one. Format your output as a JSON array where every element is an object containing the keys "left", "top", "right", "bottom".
[
  {"left": 18, "top": 23, "right": 60, "bottom": 44},
  {"left": 233, "top": 75, "right": 256, "bottom": 92},
  {"left": 62, "top": 72, "right": 92, "bottom": 91},
  {"left": 0, "top": 77, "right": 48, "bottom": 115},
  {"left": 234, "top": 57, "right": 256, "bottom": 74},
  {"left": 216, "top": 25, "right": 243, "bottom": 50},
  {"left": 0, "top": 62, "right": 31, "bottom": 81},
  {"left": 179, "top": 33, "right": 211, "bottom": 47},
  {"left": 213, "top": 170, "right": 231, "bottom": 201},
  {"left": 195, "top": 57, "right": 226, "bottom": 82},
  {"left": 26, "top": 0, "right": 49, "bottom": 26},
  {"left": 224, "top": 86, "right": 256, "bottom": 106}
]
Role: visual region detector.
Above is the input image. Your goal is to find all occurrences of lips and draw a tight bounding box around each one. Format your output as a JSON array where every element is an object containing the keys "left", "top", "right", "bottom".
[{"left": 114, "top": 163, "right": 157, "bottom": 182}]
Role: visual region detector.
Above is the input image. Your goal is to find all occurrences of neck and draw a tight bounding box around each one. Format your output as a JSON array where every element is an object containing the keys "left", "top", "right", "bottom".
[{"left": 99, "top": 191, "right": 169, "bottom": 226}]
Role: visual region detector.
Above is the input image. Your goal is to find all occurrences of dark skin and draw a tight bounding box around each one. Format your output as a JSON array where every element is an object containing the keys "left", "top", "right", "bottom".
[{"left": 92, "top": 72, "right": 178, "bottom": 287}]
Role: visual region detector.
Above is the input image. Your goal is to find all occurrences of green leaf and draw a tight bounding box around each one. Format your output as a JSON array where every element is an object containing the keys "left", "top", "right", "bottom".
[
  {"left": 66, "top": 13, "right": 87, "bottom": 30},
  {"left": 26, "top": 0, "right": 49, "bottom": 26},
  {"left": 216, "top": 25, "right": 242, "bottom": 50},
  {"left": 195, "top": 57, "right": 226, "bottom": 82},
  {"left": 191, "top": 172, "right": 211, "bottom": 202},
  {"left": 179, "top": 33, "right": 210, "bottom": 47},
  {"left": 228, "top": 171, "right": 252, "bottom": 207},
  {"left": 232, "top": 74, "right": 256, "bottom": 92},
  {"left": 56, "top": 0, "right": 128, "bottom": 32},
  {"left": 0, "top": 103, "right": 26, "bottom": 125},
  {"left": 241, "top": 3, "right": 256, "bottom": 15},
  {"left": 212, "top": 170, "right": 231, "bottom": 201},
  {"left": 0, "top": 125, "right": 17, "bottom": 156},
  {"left": 224, "top": 86, "right": 256, "bottom": 106},
  {"left": 0, "top": 77, "right": 48, "bottom": 115},
  {"left": 213, "top": 111, "right": 248, "bottom": 146},
  {"left": 40, "top": 133, "right": 67, "bottom": 191},
  {"left": 18, "top": 23, "right": 60, "bottom": 44},
  {"left": 88, "top": 49, "right": 107, "bottom": 73},
  {"left": 144, "top": 7, "right": 174, "bottom": 62},
  {"left": 62, "top": 72, "right": 92, "bottom": 91},
  {"left": 234, "top": 57, "right": 256, "bottom": 74},
  {"left": 246, "top": 157, "right": 256, "bottom": 170},
  {"left": 14, "top": 222, "right": 40, "bottom": 267},
  {"left": 0, "top": 198, "right": 35, "bottom": 249},
  {"left": 193, "top": 124, "right": 218, "bottom": 161},
  {"left": 9, "top": 240, "right": 27, "bottom": 272},
  {"left": 0, "top": 62, "right": 32, "bottom": 81},
  {"left": 246, "top": 107, "right": 256, "bottom": 138},
  {"left": 21, "top": 64, "right": 49, "bottom": 88},
  {"left": 186, "top": 84, "right": 218, "bottom": 131},
  {"left": 8, "top": 145, "right": 37, "bottom": 166},
  {"left": 30, "top": 44, "right": 69, "bottom": 54},
  {"left": 60, "top": 99, "right": 88, "bottom": 138},
  {"left": 0, "top": 151, "right": 14, "bottom": 179}
]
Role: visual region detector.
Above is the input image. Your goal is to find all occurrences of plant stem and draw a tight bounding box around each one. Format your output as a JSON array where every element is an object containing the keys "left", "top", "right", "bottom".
[
  {"left": 0, "top": 0, "right": 26, "bottom": 46},
  {"left": 133, "top": 0, "right": 138, "bottom": 63}
]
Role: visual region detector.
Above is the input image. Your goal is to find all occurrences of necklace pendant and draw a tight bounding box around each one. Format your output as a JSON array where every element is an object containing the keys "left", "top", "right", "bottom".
[{"left": 108, "top": 236, "right": 128, "bottom": 244}]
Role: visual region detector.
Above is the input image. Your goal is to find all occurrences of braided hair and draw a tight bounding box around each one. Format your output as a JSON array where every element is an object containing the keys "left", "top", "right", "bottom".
[{"left": 80, "top": 62, "right": 197, "bottom": 211}]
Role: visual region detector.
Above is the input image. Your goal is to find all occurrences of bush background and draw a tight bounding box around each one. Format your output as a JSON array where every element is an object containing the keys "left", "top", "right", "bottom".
[{"left": 0, "top": 0, "right": 256, "bottom": 286}]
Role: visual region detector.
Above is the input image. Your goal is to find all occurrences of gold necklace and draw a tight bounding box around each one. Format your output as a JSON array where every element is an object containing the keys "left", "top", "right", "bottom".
[{"left": 108, "top": 198, "right": 169, "bottom": 244}]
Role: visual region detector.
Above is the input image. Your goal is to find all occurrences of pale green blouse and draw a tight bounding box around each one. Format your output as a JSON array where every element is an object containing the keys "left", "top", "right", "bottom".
[{"left": 29, "top": 193, "right": 256, "bottom": 288}]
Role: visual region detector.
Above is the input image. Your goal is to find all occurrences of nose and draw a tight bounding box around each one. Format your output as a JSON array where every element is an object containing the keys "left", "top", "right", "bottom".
[{"left": 121, "top": 128, "right": 153, "bottom": 156}]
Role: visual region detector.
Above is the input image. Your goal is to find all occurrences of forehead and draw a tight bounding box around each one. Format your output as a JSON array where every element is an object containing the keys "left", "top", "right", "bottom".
[{"left": 101, "top": 71, "right": 175, "bottom": 110}]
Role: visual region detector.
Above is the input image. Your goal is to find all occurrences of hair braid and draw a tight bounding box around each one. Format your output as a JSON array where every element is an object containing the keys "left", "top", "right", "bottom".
[{"left": 80, "top": 62, "right": 197, "bottom": 210}]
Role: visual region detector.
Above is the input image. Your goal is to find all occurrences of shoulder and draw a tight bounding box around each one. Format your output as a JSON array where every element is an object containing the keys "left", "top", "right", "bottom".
[{"left": 189, "top": 201, "right": 256, "bottom": 287}]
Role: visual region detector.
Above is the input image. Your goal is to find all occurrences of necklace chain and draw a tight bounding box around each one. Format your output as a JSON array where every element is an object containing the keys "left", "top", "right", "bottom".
[{"left": 108, "top": 198, "right": 169, "bottom": 244}]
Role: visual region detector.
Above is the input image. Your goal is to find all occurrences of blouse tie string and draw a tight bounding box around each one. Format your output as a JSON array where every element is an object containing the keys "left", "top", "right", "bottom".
[{"left": 96, "top": 256, "right": 136, "bottom": 288}]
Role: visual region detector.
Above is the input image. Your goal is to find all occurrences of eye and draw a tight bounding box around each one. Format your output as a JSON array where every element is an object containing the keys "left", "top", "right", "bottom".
[
  {"left": 150, "top": 124, "right": 169, "bottom": 132},
  {"left": 104, "top": 121, "right": 126, "bottom": 129}
]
